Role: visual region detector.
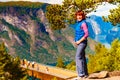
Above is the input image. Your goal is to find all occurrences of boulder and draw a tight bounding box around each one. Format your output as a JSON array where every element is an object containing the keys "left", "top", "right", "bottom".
[{"left": 88, "top": 71, "right": 108, "bottom": 79}]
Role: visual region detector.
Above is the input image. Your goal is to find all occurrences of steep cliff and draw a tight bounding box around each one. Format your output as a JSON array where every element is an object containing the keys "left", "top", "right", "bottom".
[{"left": 0, "top": 2, "right": 95, "bottom": 64}]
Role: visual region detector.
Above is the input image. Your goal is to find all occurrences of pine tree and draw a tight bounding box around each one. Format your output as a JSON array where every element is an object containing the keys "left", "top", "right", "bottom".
[
  {"left": 56, "top": 57, "right": 65, "bottom": 68},
  {"left": 88, "top": 39, "right": 120, "bottom": 73},
  {"left": 46, "top": 0, "right": 98, "bottom": 30},
  {"left": 0, "top": 42, "right": 11, "bottom": 79},
  {"left": 46, "top": 0, "right": 120, "bottom": 30},
  {"left": 105, "top": 6, "right": 120, "bottom": 26},
  {"left": 88, "top": 43, "right": 109, "bottom": 73},
  {"left": 110, "top": 39, "right": 120, "bottom": 70},
  {"left": 46, "top": 4, "right": 66, "bottom": 30},
  {"left": 66, "top": 60, "right": 76, "bottom": 71},
  {"left": 0, "top": 42, "right": 28, "bottom": 80}
]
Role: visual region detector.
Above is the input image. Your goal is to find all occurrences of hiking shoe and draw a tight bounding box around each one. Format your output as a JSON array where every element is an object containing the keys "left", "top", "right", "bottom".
[
  {"left": 84, "top": 75, "right": 88, "bottom": 78},
  {"left": 74, "top": 76, "right": 84, "bottom": 80}
]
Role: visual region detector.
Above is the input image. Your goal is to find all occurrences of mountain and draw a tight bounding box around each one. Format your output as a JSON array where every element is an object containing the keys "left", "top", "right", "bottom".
[
  {"left": 86, "top": 2, "right": 120, "bottom": 48},
  {"left": 0, "top": 2, "right": 96, "bottom": 65},
  {"left": 0, "top": 2, "right": 103, "bottom": 65},
  {"left": 0, "top": 2, "right": 74, "bottom": 64},
  {"left": 87, "top": 15, "right": 120, "bottom": 48}
]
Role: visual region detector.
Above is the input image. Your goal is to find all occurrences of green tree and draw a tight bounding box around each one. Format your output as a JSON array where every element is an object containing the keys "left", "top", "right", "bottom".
[
  {"left": 46, "top": 0, "right": 97, "bottom": 30},
  {"left": 46, "top": 0, "right": 120, "bottom": 30},
  {"left": 88, "top": 39, "right": 120, "bottom": 73},
  {"left": 88, "top": 43, "right": 108, "bottom": 73},
  {"left": 109, "top": 39, "right": 120, "bottom": 70},
  {"left": 56, "top": 57, "right": 65, "bottom": 68},
  {"left": 46, "top": 4, "right": 66, "bottom": 30},
  {"left": 66, "top": 60, "right": 76, "bottom": 71},
  {"left": 103, "top": 5, "right": 120, "bottom": 26},
  {"left": 0, "top": 42, "right": 28, "bottom": 80}
]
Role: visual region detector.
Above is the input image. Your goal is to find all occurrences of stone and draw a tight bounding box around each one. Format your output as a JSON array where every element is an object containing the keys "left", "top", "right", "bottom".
[
  {"left": 88, "top": 72, "right": 99, "bottom": 79},
  {"left": 88, "top": 71, "right": 108, "bottom": 79},
  {"left": 98, "top": 71, "right": 108, "bottom": 79}
]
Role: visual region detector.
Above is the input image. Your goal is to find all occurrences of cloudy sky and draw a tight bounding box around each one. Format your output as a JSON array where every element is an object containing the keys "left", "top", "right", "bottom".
[
  {"left": 0, "top": 0, "right": 64, "bottom": 4},
  {"left": 87, "top": 2, "right": 118, "bottom": 17}
]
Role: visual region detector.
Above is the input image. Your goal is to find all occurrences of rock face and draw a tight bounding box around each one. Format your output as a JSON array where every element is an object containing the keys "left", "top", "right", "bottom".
[
  {"left": 0, "top": 3, "right": 95, "bottom": 64},
  {"left": 0, "top": 5, "right": 78, "bottom": 64}
]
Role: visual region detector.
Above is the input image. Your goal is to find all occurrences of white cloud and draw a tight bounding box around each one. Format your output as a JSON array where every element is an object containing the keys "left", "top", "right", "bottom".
[
  {"left": 46, "top": 0, "right": 64, "bottom": 4},
  {"left": 87, "top": 2, "right": 118, "bottom": 17}
]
